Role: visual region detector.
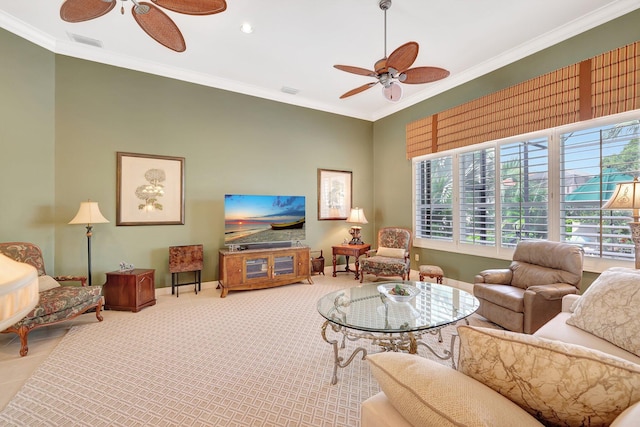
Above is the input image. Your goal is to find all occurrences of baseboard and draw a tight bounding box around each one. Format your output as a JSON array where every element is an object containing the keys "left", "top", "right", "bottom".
[
  {"left": 155, "top": 280, "right": 219, "bottom": 297},
  {"left": 153, "top": 275, "right": 475, "bottom": 297}
]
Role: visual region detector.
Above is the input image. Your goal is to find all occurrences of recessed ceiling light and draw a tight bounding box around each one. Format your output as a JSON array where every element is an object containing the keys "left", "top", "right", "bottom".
[{"left": 240, "top": 23, "right": 253, "bottom": 34}]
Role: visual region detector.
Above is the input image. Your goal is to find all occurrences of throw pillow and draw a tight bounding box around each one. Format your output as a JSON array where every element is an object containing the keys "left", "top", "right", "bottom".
[
  {"left": 366, "top": 352, "right": 543, "bottom": 427},
  {"left": 566, "top": 267, "right": 640, "bottom": 357},
  {"left": 457, "top": 325, "right": 640, "bottom": 427},
  {"left": 38, "top": 275, "right": 61, "bottom": 292},
  {"left": 376, "top": 246, "right": 405, "bottom": 259}
]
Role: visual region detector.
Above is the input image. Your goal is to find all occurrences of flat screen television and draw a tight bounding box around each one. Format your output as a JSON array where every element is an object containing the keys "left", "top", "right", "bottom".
[{"left": 224, "top": 194, "right": 306, "bottom": 248}]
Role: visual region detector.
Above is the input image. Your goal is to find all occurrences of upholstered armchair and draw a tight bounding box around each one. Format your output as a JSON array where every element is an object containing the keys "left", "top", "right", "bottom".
[
  {"left": 360, "top": 227, "right": 412, "bottom": 283},
  {"left": 0, "top": 242, "right": 103, "bottom": 356},
  {"left": 474, "top": 240, "right": 583, "bottom": 334}
]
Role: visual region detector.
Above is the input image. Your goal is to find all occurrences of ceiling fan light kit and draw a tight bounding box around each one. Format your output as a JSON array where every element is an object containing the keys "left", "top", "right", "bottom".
[
  {"left": 334, "top": 0, "right": 450, "bottom": 101},
  {"left": 59, "top": 0, "right": 227, "bottom": 52},
  {"left": 382, "top": 82, "right": 402, "bottom": 102}
]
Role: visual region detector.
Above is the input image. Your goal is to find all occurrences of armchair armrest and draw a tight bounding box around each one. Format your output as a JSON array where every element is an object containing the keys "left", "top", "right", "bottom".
[
  {"left": 53, "top": 275, "right": 88, "bottom": 287},
  {"left": 366, "top": 249, "right": 377, "bottom": 257},
  {"left": 474, "top": 269, "right": 512, "bottom": 285},
  {"left": 523, "top": 284, "right": 578, "bottom": 333},
  {"left": 526, "top": 283, "right": 577, "bottom": 301}
]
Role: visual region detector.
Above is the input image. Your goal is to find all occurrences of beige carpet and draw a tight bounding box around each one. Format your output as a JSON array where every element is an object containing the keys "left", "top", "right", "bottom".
[{"left": 0, "top": 272, "right": 495, "bottom": 426}]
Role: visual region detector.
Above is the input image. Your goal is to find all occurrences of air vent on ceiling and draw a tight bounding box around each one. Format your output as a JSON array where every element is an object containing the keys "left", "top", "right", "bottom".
[
  {"left": 67, "top": 32, "right": 103, "bottom": 48},
  {"left": 281, "top": 86, "right": 300, "bottom": 95}
]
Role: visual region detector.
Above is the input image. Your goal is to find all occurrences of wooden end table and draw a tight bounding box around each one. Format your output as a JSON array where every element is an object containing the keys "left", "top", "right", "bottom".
[
  {"left": 103, "top": 269, "right": 156, "bottom": 312},
  {"left": 332, "top": 244, "right": 371, "bottom": 280}
]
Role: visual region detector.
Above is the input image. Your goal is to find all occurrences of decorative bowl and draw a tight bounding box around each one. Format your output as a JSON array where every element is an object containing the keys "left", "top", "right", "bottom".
[{"left": 377, "top": 283, "right": 420, "bottom": 303}]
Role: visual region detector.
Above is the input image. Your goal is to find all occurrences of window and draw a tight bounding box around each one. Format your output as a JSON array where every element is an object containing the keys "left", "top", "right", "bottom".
[
  {"left": 414, "top": 156, "right": 453, "bottom": 241},
  {"left": 560, "top": 121, "right": 640, "bottom": 262},
  {"left": 459, "top": 148, "right": 496, "bottom": 246},
  {"left": 413, "top": 111, "right": 640, "bottom": 271},
  {"left": 499, "top": 139, "right": 549, "bottom": 247}
]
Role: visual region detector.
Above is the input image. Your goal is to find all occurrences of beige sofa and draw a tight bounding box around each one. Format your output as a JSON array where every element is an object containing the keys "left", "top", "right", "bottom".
[{"left": 361, "top": 267, "right": 640, "bottom": 427}]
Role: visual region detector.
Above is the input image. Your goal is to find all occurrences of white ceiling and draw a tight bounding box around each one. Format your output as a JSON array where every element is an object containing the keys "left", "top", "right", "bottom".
[{"left": 1, "top": 0, "right": 638, "bottom": 121}]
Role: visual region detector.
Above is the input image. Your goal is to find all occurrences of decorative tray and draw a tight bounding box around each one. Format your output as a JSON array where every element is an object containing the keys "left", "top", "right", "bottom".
[{"left": 377, "top": 283, "right": 420, "bottom": 303}]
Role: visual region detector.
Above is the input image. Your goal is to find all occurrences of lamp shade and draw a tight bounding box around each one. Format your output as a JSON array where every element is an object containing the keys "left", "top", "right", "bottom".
[
  {"left": 346, "top": 207, "right": 368, "bottom": 224},
  {"left": 602, "top": 177, "right": 640, "bottom": 221},
  {"left": 69, "top": 201, "right": 110, "bottom": 225},
  {"left": 0, "top": 254, "right": 39, "bottom": 331}
]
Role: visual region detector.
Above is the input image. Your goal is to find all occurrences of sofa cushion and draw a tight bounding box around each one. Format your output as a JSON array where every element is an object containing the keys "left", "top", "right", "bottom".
[
  {"left": 360, "top": 257, "right": 408, "bottom": 276},
  {"left": 361, "top": 392, "right": 413, "bottom": 427},
  {"left": 24, "top": 286, "right": 102, "bottom": 319},
  {"left": 38, "top": 275, "right": 61, "bottom": 292},
  {"left": 510, "top": 261, "right": 572, "bottom": 289},
  {"left": 473, "top": 283, "right": 525, "bottom": 312},
  {"left": 535, "top": 312, "right": 640, "bottom": 365},
  {"left": 457, "top": 325, "right": 640, "bottom": 427},
  {"left": 375, "top": 246, "right": 405, "bottom": 259},
  {"left": 366, "top": 352, "right": 543, "bottom": 427},
  {"left": 566, "top": 267, "right": 640, "bottom": 357}
]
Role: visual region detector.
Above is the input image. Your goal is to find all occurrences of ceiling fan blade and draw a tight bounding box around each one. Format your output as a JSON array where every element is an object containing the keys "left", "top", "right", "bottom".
[
  {"left": 334, "top": 65, "right": 377, "bottom": 77},
  {"left": 60, "top": 0, "right": 115, "bottom": 23},
  {"left": 339, "top": 82, "right": 378, "bottom": 99},
  {"left": 132, "top": 2, "right": 186, "bottom": 52},
  {"left": 152, "top": 0, "right": 227, "bottom": 15},
  {"left": 401, "top": 67, "right": 450, "bottom": 84},
  {"left": 387, "top": 41, "right": 419, "bottom": 73}
]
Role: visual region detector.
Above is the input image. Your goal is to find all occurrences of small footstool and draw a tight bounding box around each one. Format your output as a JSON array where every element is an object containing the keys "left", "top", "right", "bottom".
[{"left": 419, "top": 265, "right": 444, "bottom": 284}]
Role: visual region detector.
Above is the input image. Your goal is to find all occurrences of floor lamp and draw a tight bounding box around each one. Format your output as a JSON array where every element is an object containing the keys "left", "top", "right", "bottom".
[
  {"left": 601, "top": 177, "right": 640, "bottom": 269},
  {"left": 69, "top": 201, "right": 110, "bottom": 286},
  {"left": 346, "top": 207, "right": 368, "bottom": 245}
]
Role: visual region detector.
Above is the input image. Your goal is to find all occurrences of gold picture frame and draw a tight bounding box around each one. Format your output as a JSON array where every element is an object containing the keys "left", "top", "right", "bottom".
[
  {"left": 116, "top": 152, "right": 185, "bottom": 226},
  {"left": 317, "top": 169, "right": 352, "bottom": 220}
]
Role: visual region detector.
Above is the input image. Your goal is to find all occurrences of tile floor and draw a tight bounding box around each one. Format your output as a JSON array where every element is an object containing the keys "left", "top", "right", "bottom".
[{"left": 0, "top": 285, "right": 208, "bottom": 412}]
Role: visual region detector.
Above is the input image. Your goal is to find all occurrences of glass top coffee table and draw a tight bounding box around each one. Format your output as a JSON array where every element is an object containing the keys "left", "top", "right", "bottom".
[{"left": 317, "top": 281, "right": 479, "bottom": 384}]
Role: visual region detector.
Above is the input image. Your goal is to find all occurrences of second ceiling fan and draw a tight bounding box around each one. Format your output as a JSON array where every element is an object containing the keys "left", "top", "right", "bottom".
[{"left": 334, "top": 0, "right": 449, "bottom": 101}]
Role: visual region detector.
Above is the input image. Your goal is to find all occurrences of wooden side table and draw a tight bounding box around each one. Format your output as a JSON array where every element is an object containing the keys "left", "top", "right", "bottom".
[
  {"left": 103, "top": 269, "right": 156, "bottom": 312},
  {"left": 169, "top": 244, "right": 203, "bottom": 297},
  {"left": 332, "top": 244, "right": 371, "bottom": 280}
]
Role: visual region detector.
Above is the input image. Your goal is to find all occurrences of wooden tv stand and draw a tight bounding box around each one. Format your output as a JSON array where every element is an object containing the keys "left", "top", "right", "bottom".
[{"left": 218, "top": 246, "right": 312, "bottom": 298}]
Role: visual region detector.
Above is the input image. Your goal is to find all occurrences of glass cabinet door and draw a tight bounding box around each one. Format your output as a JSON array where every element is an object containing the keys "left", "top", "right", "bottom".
[
  {"left": 273, "top": 255, "right": 294, "bottom": 276},
  {"left": 245, "top": 257, "right": 269, "bottom": 279}
]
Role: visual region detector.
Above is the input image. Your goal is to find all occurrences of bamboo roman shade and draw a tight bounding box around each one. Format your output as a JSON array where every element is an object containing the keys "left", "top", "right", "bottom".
[{"left": 406, "top": 41, "right": 640, "bottom": 159}]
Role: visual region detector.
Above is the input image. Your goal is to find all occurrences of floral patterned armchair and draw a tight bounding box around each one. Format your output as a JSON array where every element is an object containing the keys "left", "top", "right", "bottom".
[
  {"left": 360, "top": 227, "right": 413, "bottom": 283},
  {"left": 0, "top": 242, "right": 103, "bottom": 356}
]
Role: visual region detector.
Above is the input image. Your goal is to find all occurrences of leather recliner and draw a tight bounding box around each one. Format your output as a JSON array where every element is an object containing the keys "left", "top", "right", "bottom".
[{"left": 474, "top": 240, "right": 584, "bottom": 334}]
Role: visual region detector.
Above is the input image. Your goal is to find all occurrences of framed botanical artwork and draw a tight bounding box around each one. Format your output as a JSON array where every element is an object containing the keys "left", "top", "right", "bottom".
[
  {"left": 116, "top": 152, "right": 185, "bottom": 226},
  {"left": 317, "top": 169, "right": 352, "bottom": 220}
]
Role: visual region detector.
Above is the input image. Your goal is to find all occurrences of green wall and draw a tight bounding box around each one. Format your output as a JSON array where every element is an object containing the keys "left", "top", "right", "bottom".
[
  {"left": 2, "top": 8, "right": 639, "bottom": 290},
  {"left": 373, "top": 9, "right": 640, "bottom": 290},
  {"left": 0, "top": 30, "right": 56, "bottom": 269},
  {"left": 2, "top": 30, "right": 373, "bottom": 287}
]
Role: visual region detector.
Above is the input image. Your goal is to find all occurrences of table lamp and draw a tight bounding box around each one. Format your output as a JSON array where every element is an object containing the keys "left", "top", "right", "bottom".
[
  {"left": 601, "top": 177, "right": 640, "bottom": 269},
  {"left": 346, "top": 207, "right": 368, "bottom": 245},
  {"left": 69, "top": 201, "right": 109, "bottom": 286}
]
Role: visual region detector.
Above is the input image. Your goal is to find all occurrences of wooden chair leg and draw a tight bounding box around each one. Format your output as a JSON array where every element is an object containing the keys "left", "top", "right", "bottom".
[
  {"left": 16, "top": 325, "right": 32, "bottom": 357},
  {"left": 95, "top": 302, "right": 104, "bottom": 322}
]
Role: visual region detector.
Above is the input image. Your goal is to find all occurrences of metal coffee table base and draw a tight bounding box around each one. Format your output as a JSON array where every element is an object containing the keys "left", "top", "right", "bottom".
[{"left": 321, "top": 320, "right": 458, "bottom": 385}]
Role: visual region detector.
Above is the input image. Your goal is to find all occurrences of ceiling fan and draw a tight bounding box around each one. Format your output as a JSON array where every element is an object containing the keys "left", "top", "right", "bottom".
[
  {"left": 59, "top": 0, "right": 227, "bottom": 52},
  {"left": 334, "top": 0, "right": 450, "bottom": 101}
]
